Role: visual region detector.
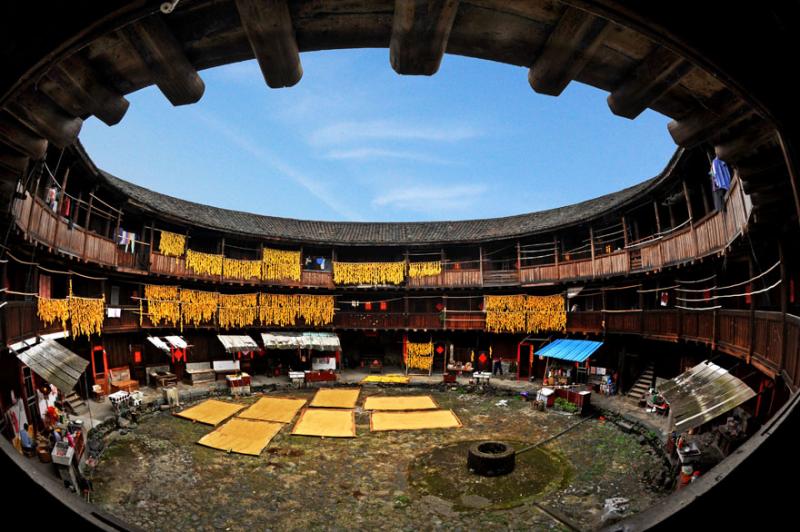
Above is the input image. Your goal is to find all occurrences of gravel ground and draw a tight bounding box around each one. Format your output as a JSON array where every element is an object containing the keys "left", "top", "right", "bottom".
[{"left": 89, "top": 386, "right": 669, "bottom": 531}]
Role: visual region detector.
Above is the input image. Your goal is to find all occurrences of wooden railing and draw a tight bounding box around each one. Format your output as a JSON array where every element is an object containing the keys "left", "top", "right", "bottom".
[
  {"left": 11, "top": 178, "right": 752, "bottom": 289},
  {"left": 3, "top": 297, "right": 798, "bottom": 389}
]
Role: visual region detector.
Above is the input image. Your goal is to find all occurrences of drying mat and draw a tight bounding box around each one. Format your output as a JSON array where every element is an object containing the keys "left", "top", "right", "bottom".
[
  {"left": 363, "top": 395, "right": 439, "bottom": 411},
  {"left": 239, "top": 397, "right": 307, "bottom": 423},
  {"left": 198, "top": 418, "right": 283, "bottom": 456},
  {"left": 360, "top": 375, "right": 410, "bottom": 384},
  {"left": 291, "top": 408, "right": 356, "bottom": 438},
  {"left": 175, "top": 399, "right": 245, "bottom": 426},
  {"left": 370, "top": 410, "right": 462, "bottom": 432},
  {"left": 309, "top": 388, "right": 361, "bottom": 409}
]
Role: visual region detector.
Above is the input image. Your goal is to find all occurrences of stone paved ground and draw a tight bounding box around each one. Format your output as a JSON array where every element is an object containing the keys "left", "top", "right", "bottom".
[{"left": 89, "top": 386, "right": 669, "bottom": 531}]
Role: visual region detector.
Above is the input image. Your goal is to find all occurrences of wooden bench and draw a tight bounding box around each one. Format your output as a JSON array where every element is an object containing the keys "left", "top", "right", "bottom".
[
  {"left": 212, "top": 360, "right": 240, "bottom": 380},
  {"left": 109, "top": 366, "right": 139, "bottom": 393},
  {"left": 185, "top": 362, "right": 215, "bottom": 385}
]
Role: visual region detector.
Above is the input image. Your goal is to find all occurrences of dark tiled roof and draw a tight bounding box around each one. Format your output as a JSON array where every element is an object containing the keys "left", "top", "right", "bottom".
[{"left": 99, "top": 150, "right": 681, "bottom": 246}]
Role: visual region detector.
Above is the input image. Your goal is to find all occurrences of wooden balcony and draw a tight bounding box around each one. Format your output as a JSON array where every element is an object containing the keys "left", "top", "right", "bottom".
[{"left": 11, "top": 177, "right": 752, "bottom": 289}]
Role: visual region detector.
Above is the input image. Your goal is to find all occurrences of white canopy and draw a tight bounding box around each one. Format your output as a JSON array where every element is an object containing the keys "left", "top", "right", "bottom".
[
  {"left": 148, "top": 336, "right": 187, "bottom": 352},
  {"left": 217, "top": 335, "right": 259, "bottom": 353},
  {"left": 261, "top": 332, "right": 340, "bottom": 352}
]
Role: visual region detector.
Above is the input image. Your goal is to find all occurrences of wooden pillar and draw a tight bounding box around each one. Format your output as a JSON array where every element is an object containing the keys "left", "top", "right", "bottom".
[
  {"left": 748, "top": 255, "right": 756, "bottom": 364},
  {"left": 621, "top": 216, "right": 629, "bottom": 247},
  {"left": 553, "top": 236, "right": 560, "bottom": 280},
  {"left": 148, "top": 222, "right": 156, "bottom": 271},
  {"left": 653, "top": 201, "right": 662, "bottom": 233},
  {"left": 779, "top": 241, "right": 788, "bottom": 369},
  {"left": 589, "top": 226, "right": 596, "bottom": 278},
  {"left": 478, "top": 246, "right": 484, "bottom": 286},
  {"left": 516, "top": 241, "right": 521, "bottom": 282},
  {"left": 71, "top": 192, "right": 82, "bottom": 225},
  {"left": 84, "top": 190, "right": 94, "bottom": 229},
  {"left": 683, "top": 180, "right": 698, "bottom": 253},
  {"left": 700, "top": 182, "right": 711, "bottom": 215},
  {"left": 667, "top": 202, "right": 677, "bottom": 229}
]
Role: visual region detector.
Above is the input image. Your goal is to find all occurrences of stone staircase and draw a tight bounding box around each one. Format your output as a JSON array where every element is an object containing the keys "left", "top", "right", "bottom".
[
  {"left": 626, "top": 362, "right": 655, "bottom": 404},
  {"left": 63, "top": 391, "right": 88, "bottom": 415}
]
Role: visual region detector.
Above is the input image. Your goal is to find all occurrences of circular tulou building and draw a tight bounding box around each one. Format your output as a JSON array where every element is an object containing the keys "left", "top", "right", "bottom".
[{"left": 1, "top": 1, "right": 798, "bottom": 530}]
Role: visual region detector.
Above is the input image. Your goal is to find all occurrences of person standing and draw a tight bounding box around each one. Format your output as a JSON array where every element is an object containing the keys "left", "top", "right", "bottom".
[
  {"left": 492, "top": 349, "right": 503, "bottom": 376},
  {"left": 710, "top": 154, "right": 732, "bottom": 211}
]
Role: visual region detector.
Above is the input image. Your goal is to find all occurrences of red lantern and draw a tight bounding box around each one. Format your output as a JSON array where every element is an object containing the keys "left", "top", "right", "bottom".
[
  {"left": 435, "top": 302, "right": 444, "bottom": 311},
  {"left": 380, "top": 301, "right": 387, "bottom": 311},
  {"left": 435, "top": 344, "right": 445, "bottom": 355},
  {"left": 365, "top": 302, "right": 372, "bottom": 311},
  {"left": 745, "top": 283, "right": 752, "bottom": 305},
  {"left": 133, "top": 350, "right": 142, "bottom": 364}
]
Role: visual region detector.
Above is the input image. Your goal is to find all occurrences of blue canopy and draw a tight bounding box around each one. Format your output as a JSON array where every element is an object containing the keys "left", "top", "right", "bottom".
[{"left": 537, "top": 339, "right": 603, "bottom": 363}]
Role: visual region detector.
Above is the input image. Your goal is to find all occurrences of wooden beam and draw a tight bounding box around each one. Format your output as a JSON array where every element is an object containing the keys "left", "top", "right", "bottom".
[
  {"left": 390, "top": 0, "right": 460, "bottom": 76},
  {"left": 42, "top": 54, "right": 130, "bottom": 126},
  {"left": 234, "top": 0, "right": 303, "bottom": 88},
  {"left": 0, "top": 145, "right": 28, "bottom": 175},
  {"left": 607, "top": 46, "right": 691, "bottom": 119},
  {"left": 714, "top": 123, "right": 777, "bottom": 163},
  {"left": 122, "top": 15, "right": 205, "bottom": 106},
  {"left": 667, "top": 91, "right": 748, "bottom": 148},
  {"left": 776, "top": 130, "right": 800, "bottom": 225},
  {"left": 528, "top": 7, "right": 611, "bottom": 96},
  {"left": 6, "top": 89, "right": 82, "bottom": 148},
  {"left": 0, "top": 112, "right": 48, "bottom": 159},
  {"left": 653, "top": 200, "right": 661, "bottom": 233}
]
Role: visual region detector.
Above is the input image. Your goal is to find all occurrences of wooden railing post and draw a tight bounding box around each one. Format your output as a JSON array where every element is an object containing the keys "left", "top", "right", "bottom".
[{"left": 589, "top": 226, "right": 596, "bottom": 278}]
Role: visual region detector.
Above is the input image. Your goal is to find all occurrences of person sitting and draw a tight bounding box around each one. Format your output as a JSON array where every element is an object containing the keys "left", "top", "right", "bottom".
[{"left": 20, "top": 423, "right": 35, "bottom": 456}]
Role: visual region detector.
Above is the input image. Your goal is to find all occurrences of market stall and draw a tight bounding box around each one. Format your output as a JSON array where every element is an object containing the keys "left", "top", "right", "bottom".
[
  {"left": 261, "top": 332, "right": 341, "bottom": 378},
  {"left": 536, "top": 338, "right": 603, "bottom": 386}
]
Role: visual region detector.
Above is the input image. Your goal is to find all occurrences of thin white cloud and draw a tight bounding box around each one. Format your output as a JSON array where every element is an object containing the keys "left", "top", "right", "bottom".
[
  {"left": 193, "top": 111, "right": 362, "bottom": 221},
  {"left": 325, "top": 148, "right": 456, "bottom": 165},
  {"left": 373, "top": 184, "right": 488, "bottom": 213},
  {"left": 309, "top": 120, "right": 481, "bottom": 146}
]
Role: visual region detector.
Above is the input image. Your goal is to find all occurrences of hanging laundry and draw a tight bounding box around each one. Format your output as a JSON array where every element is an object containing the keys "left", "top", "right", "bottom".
[
  {"left": 46, "top": 188, "right": 57, "bottom": 211},
  {"left": 709, "top": 156, "right": 732, "bottom": 211}
]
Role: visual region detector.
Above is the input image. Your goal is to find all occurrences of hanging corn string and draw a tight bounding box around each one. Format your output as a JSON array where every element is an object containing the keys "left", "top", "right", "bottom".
[
  {"left": 484, "top": 295, "right": 527, "bottom": 333},
  {"left": 180, "top": 289, "right": 219, "bottom": 326},
  {"left": 159, "top": 230, "right": 186, "bottom": 257},
  {"left": 484, "top": 295, "right": 566, "bottom": 333},
  {"left": 261, "top": 247, "right": 301, "bottom": 281},
  {"left": 333, "top": 261, "right": 406, "bottom": 285},
  {"left": 406, "top": 341, "right": 434, "bottom": 370},
  {"left": 37, "top": 297, "right": 70, "bottom": 331},
  {"left": 259, "top": 293, "right": 299, "bottom": 326},
  {"left": 298, "top": 295, "right": 335, "bottom": 326},
  {"left": 223, "top": 257, "right": 262, "bottom": 280},
  {"left": 69, "top": 295, "right": 104, "bottom": 338},
  {"left": 525, "top": 294, "right": 566, "bottom": 333},
  {"left": 407, "top": 261, "right": 442, "bottom": 278},
  {"left": 145, "top": 284, "right": 180, "bottom": 327},
  {"left": 186, "top": 249, "right": 223, "bottom": 276},
  {"left": 218, "top": 293, "right": 258, "bottom": 329}
]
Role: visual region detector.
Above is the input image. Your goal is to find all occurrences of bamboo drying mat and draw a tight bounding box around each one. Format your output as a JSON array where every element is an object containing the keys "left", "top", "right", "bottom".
[
  {"left": 370, "top": 410, "right": 462, "bottom": 432},
  {"left": 363, "top": 395, "right": 438, "bottom": 411},
  {"left": 198, "top": 418, "right": 283, "bottom": 456},
  {"left": 239, "top": 397, "right": 307, "bottom": 423},
  {"left": 175, "top": 399, "right": 245, "bottom": 426},
  {"left": 309, "top": 388, "right": 361, "bottom": 409},
  {"left": 291, "top": 408, "right": 356, "bottom": 438},
  {"left": 360, "top": 375, "right": 410, "bottom": 384}
]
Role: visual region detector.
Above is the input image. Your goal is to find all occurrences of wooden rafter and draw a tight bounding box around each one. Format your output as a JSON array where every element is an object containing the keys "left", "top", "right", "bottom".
[
  {"left": 668, "top": 91, "right": 748, "bottom": 148},
  {"left": 234, "top": 0, "right": 303, "bottom": 89},
  {"left": 390, "top": 0, "right": 460, "bottom": 76},
  {"left": 6, "top": 89, "right": 82, "bottom": 149},
  {"left": 122, "top": 15, "right": 205, "bottom": 106},
  {"left": 0, "top": 111, "right": 48, "bottom": 159},
  {"left": 607, "top": 46, "right": 691, "bottom": 119},
  {"left": 528, "top": 6, "right": 611, "bottom": 96},
  {"left": 42, "top": 54, "right": 129, "bottom": 126}
]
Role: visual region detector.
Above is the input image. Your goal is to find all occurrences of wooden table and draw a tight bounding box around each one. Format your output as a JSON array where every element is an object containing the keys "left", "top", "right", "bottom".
[{"left": 153, "top": 372, "right": 177, "bottom": 388}]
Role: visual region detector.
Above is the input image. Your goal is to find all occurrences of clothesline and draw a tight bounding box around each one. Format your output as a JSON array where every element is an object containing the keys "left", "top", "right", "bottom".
[
  {"left": 676, "top": 279, "right": 782, "bottom": 303},
  {"left": 3, "top": 250, "right": 108, "bottom": 280},
  {"left": 675, "top": 260, "right": 780, "bottom": 293}
]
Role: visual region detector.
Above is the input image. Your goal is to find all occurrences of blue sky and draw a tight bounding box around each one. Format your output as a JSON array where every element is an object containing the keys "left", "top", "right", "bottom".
[{"left": 79, "top": 49, "right": 675, "bottom": 222}]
